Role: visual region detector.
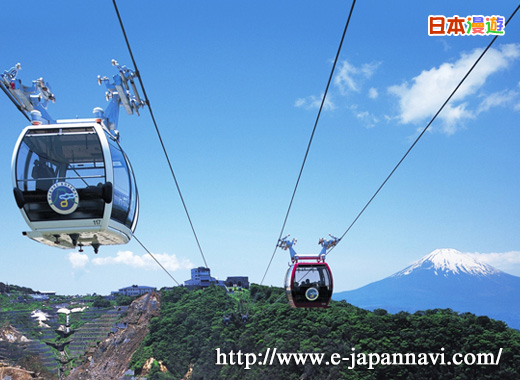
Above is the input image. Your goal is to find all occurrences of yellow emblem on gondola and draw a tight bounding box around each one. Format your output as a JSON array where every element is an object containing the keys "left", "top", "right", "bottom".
[{"left": 47, "top": 182, "right": 79, "bottom": 215}]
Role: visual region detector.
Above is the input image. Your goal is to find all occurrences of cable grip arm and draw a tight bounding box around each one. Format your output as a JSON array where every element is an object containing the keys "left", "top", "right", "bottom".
[
  {"left": 0, "top": 63, "right": 55, "bottom": 124},
  {"left": 96, "top": 59, "right": 146, "bottom": 130},
  {"left": 319, "top": 234, "right": 339, "bottom": 256}
]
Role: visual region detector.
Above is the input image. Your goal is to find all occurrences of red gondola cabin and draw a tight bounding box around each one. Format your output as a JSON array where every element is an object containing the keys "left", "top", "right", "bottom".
[{"left": 284, "top": 256, "right": 333, "bottom": 308}]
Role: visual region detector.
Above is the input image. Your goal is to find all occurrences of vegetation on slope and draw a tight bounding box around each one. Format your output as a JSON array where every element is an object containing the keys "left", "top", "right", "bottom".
[
  {"left": 130, "top": 285, "right": 520, "bottom": 379},
  {"left": 0, "top": 288, "right": 133, "bottom": 379},
  {"left": 0, "top": 282, "right": 35, "bottom": 295}
]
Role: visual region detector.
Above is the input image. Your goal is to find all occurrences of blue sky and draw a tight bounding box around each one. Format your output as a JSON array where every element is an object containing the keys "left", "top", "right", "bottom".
[{"left": 1, "top": 0, "right": 519, "bottom": 295}]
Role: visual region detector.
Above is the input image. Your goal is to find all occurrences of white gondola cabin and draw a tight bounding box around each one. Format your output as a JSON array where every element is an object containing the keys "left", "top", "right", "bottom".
[{"left": 12, "top": 119, "right": 138, "bottom": 252}]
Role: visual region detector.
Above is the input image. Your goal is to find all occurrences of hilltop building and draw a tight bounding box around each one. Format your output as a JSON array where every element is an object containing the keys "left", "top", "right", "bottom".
[
  {"left": 111, "top": 285, "right": 157, "bottom": 297},
  {"left": 39, "top": 290, "right": 57, "bottom": 296},
  {"left": 183, "top": 267, "right": 248, "bottom": 290},
  {"left": 184, "top": 267, "right": 226, "bottom": 289},
  {"left": 225, "top": 276, "right": 249, "bottom": 289}
]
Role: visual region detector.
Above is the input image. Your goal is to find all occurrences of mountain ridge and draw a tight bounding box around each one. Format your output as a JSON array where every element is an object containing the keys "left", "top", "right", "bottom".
[
  {"left": 392, "top": 248, "right": 502, "bottom": 277},
  {"left": 334, "top": 248, "right": 520, "bottom": 329}
]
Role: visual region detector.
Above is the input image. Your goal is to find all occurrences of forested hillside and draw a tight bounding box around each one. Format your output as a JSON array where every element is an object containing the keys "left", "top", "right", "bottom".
[{"left": 130, "top": 285, "right": 520, "bottom": 379}]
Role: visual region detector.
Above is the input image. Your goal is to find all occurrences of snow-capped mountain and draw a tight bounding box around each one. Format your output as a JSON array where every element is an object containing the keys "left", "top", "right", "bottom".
[
  {"left": 333, "top": 249, "right": 520, "bottom": 329},
  {"left": 393, "top": 248, "right": 501, "bottom": 277}
]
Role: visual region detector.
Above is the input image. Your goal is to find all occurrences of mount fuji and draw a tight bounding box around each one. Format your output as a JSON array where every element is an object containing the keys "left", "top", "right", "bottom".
[{"left": 333, "top": 249, "right": 520, "bottom": 329}]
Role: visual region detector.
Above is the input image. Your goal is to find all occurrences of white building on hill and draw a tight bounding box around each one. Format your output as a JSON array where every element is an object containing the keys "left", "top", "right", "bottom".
[
  {"left": 184, "top": 267, "right": 226, "bottom": 289},
  {"left": 111, "top": 285, "right": 157, "bottom": 297}
]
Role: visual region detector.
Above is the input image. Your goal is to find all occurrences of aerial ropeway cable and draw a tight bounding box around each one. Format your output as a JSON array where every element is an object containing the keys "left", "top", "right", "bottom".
[
  {"left": 260, "top": 2, "right": 520, "bottom": 313},
  {"left": 326, "top": 2, "right": 520, "bottom": 255},
  {"left": 259, "top": 0, "right": 357, "bottom": 309},
  {"left": 112, "top": 0, "right": 210, "bottom": 269}
]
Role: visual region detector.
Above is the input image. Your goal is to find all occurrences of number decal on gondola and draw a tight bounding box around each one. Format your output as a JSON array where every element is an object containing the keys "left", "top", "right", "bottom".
[{"left": 47, "top": 182, "right": 79, "bottom": 215}]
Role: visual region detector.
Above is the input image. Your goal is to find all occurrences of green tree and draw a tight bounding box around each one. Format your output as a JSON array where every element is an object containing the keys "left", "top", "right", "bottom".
[{"left": 92, "top": 295, "right": 111, "bottom": 308}]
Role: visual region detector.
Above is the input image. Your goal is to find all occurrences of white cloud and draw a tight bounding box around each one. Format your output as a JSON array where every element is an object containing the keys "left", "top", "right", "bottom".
[
  {"left": 294, "top": 93, "right": 335, "bottom": 111},
  {"left": 91, "top": 250, "right": 193, "bottom": 271},
  {"left": 388, "top": 43, "right": 520, "bottom": 133},
  {"left": 295, "top": 60, "right": 379, "bottom": 113},
  {"left": 477, "top": 89, "right": 520, "bottom": 113},
  {"left": 438, "top": 103, "right": 473, "bottom": 135},
  {"left": 334, "top": 60, "right": 380, "bottom": 94},
  {"left": 68, "top": 251, "right": 89, "bottom": 269},
  {"left": 438, "top": 39, "right": 451, "bottom": 52},
  {"left": 355, "top": 110, "right": 379, "bottom": 129},
  {"left": 335, "top": 61, "right": 359, "bottom": 92},
  {"left": 348, "top": 104, "right": 380, "bottom": 129},
  {"left": 368, "top": 87, "right": 378, "bottom": 99},
  {"left": 294, "top": 98, "right": 306, "bottom": 108},
  {"left": 466, "top": 251, "right": 520, "bottom": 274}
]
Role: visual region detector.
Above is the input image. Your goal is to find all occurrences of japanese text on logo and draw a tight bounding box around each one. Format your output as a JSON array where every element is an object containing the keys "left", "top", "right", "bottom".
[{"left": 428, "top": 15, "right": 505, "bottom": 36}]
